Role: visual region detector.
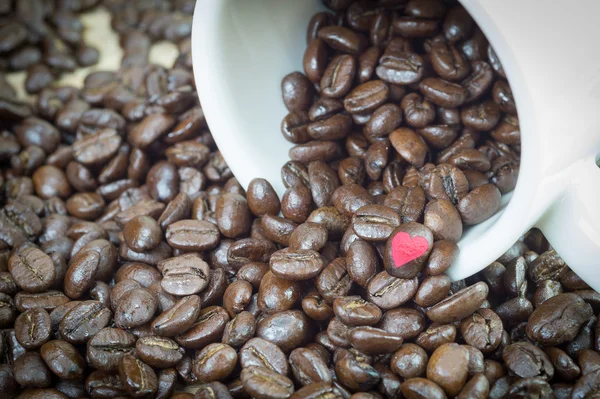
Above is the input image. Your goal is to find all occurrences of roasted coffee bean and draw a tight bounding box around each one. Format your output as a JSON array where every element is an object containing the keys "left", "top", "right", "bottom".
[
  {"left": 502, "top": 342, "right": 554, "bottom": 380},
  {"left": 427, "top": 281, "right": 488, "bottom": 323},
  {"left": 151, "top": 294, "right": 200, "bottom": 337},
  {"left": 389, "top": 127, "right": 428, "bottom": 167},
  {"left": 383, "top": 222, "right": 433, "bottom": 278},
  {"left": 289, "top": 222, "right": 328, "bottom": 251},
  {"left": 426, "top": 343, "right": 469, "bottom": 396},
  {"left": 87, "top": 327, "right": 136, "bottom": 372},
  {"left": 40, "top": 340, "right": 85, "bottom": 380},
  {"left": 193, "top": 343, "right": 238, "bottom": 383},
  {"left": 391, "top": 343, "right": 428, "bottom": 379},
  {"left": 414, "top": 275, "right": 451, "bottom": 307},
  {"left": 14, "top": 290, "right": 70, "bottom": 313},
  {"left": 14, "top": 308, "right": 51, "bottom": 349},
  {"left": 241, "top": 366, "right": 295, "bottom": 399},
  {"left": 282, "top": 72, "right": 315, "bottom": 112},
  {"left": 457, "top": 184, "right": 501, "bottom": 225},
  {"left": 13, "top": 351, "right": 52, "bottom": 388},
  {"left": 351, "top": 204, "right": 400, "bottom": 242},
  {"left": 9, "top": 247, "right": 55, "bottom": 293},
  {"left": 114, "top": 288, "right": 156, "bottom": 329},
  {"left": 64, "top": 250, "right": 100, "bottom": 299},
  {"left": 335, "top": 355, "right": 380, "bottom": 392},
  {"left": 367, "top": 271, "right": 418, "bottom": 310},
  {"left": 430, "top": 42, "right": 470, "bottom": 81},
  {"left": 460, "top": 308, "right": 503, "bottom": 353},
  {"left": 333, "top": 296, "right": 382, "bottom": 326},
  {"left": 528, "top": 249, "right": 568, "bottom": 283},
  {"left": 257, "top": 310, "right": 312, "bottom": 353},
  {"left": 59, "top": 300, "right": 111, "bottom": 344},
  {"left": 344, "top": 80, "right": 389, "bottom": 115},
  {"left": 349, "top": 326, "right": 403, "bottom": 355},
  {"left": 424, "top": 199, "right": 463, "bottom": 242},
  {"left": 247, "top": 178, "right": 281, "bottom": 217},
  {"left": 318, "top": 26, "right": 364, "bottom": 54},
  {"left": 270, "top": 248, "right": 325, "bottom": 281},
  {"left": 376, "top": 51, "right": 425, "bottom": 85},
  {"left": 346, "top": 240, "right": 378, "bottom": 288},
  {"left": 119, "top": 355, "right": 158, "bottom": 397},
  {"left": 136, "top": 335, "right": 184, "bottom": 368},
  {"left": 526, "top": 293, "right": 593, "bottom": 346},
  {"left": 159, "top": 253, "right": 210, "bottom": 295}
]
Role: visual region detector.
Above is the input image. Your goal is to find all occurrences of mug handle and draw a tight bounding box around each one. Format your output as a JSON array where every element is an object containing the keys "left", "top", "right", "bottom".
[{"left": 535, "top": 156, "right": 600, "bottom": 292}]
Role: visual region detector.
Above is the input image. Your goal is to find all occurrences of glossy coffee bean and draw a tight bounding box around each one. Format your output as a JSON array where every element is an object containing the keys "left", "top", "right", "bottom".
[
  {"left": 40, "top": 340, "right": 85, "bottom": 380},
  {"left": 241, "top": 366, "right": 295, "bottom": 399},
  {"left": 193, "top": 343, "right": 238, "bottom": 383},
  {"left": 119, "top": 355, "right": 158, "bottom": 398}
]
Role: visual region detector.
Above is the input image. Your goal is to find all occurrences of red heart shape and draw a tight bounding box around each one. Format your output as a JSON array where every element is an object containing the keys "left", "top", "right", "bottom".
[{"left": 391, "top": 231, "right": 429, "bottom": 268}]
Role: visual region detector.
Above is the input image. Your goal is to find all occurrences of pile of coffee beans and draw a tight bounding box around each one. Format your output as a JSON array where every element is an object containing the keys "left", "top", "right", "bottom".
[
  {"left": 0, "top": 0, "right": 598, "bottom": 398},
  {"left": 0, "top": 0, "right": 102, "bottom": 94}
]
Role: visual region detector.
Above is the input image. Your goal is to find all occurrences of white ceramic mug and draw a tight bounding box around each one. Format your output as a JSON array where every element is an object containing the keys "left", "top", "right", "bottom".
[{"left": 192, "top": 0, "right": 600, "bottom": 291}]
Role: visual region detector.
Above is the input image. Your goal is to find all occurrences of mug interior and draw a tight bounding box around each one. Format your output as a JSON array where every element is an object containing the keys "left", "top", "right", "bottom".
[{"left": 449, "top": 0, "right": 541, "bottom": 279}]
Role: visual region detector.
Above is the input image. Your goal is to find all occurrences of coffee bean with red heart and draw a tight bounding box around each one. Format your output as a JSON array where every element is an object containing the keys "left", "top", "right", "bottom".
[{"left": 383, "top": 222, "right": 434, "bottom": 279}]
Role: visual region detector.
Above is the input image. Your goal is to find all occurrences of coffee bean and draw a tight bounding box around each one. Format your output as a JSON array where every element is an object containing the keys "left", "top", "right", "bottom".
[
  {"left": 349, "top": 326, "right": 403, "bottom": 355},
  {"left": 345, "top": 240, "right": 377, "bottom": 288},
  {"left": 257, "top": 310, "right": 312, "bottom": 353},
  {"left": 320, "top": 55, "right": 356, "bottom": 99},
  {"left": 193, "top": 343, "right": 237, "bottom": 383},
  {"left": 424, "top": 199, "right": 463, "bottom": 242},
  {"left": 502, "top": 342, "right": 554, "bottom": 380},
  {"left": 14, "top": 351, "right": 52, "bottom": 388},
  {"left": 152, "top": 295, "right": 201, "bottom": 337},
  {"left": 176, "top": 306, "right": 229, "bottom": 349},
  {"left": 9, "top": 247, "right": 55, "bottom": 293},
  {"left": 282, "top": 72, "right": 315, "bottom": 112},
  {"left": 121, "top": 215, "right": 162, "bottom": 253},
  {"left": 40, "top": 340, "right": 84, "bottom": 380},
  {"left": 114, "top": 288, "right": 156, "bottom": 329},
  {"left": 391, "top": 343, "right": 428, "bottom": 379},
  {"left": 427, "top": 343, "right": 469, "bottom": 396},
  {"left": 194, "top": 382, "right": 232, "bottom": 399},
  {"left": 335, "top": 355, "right": 380, "bottom": 392},
  {"left": 87, "top": 327, "right": 136, "bottom": 371},
  {"left": 457, "top": 184, "right": 501, "bottom": 225},
  {"left": 289, "top": 347, "right": 332, "bottom": 386},
  {"left": 14, "top": 290, "right": 69, "bottom": 313},
  {"left": 119, "top": 355, "right": 158, "bottom": 397},
  {"left": 241, "top": 366, "right": 295, "bottom": 399},
  {"left": 420, "top": 77, "right": 468, "bottom": 108},
  {"left": 367, "top": 271, "right": 418, "bottom": 310},
  {"left": 240, "top": 337, "right": 290, "bottom": 376},
  {"left": 383, "top": 222, "right": 433, "bottom": 278},
  {"left": 64, "top": 250, "right": 99, "bottom": 299},
  {"left": 318, "top": 26, "right": 364, "bottom": 54},
  {"left": 269, "top": 248, "right": 325, "bottom": 281},
  {"left": 303, "top": 38, "right": 328, "bottom": 84},
  {"left": 14, "top": 308, "right": 51, "bottom": 349},
  {"left": 526, "top": 293, "right": 593, "bottom": 346},
  {"left": 460, "top": 308, "right": 503, "bottom": 353},
  {"left": 247, "top": 178, "right": 281, "bottom": 217},
  {"left": 333, "top": 296, "right": 381, "bottom": 327},
  {"left": 84, "top": 369, "right": 126, "bottom": 398},
  {"left": 72, "top": 128, "right": 121, "bottom": 166},
  {"left": 427, "top": 281, "right": 488, "bottom": 323},
  {"left": 136, "top": 335, "right": 184, "bottom": 368},
  {"left": 344, "top": 80, "right": 389, "bottom": 114},
  {"left": 159, "top": 253, "right": 210, "bottom": 296},
  {"left": 414, "top": 275, "right": 451, "bottom": 307},
  {"left": 59, "top": 300, "right": 111, "bottom": 344}
]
